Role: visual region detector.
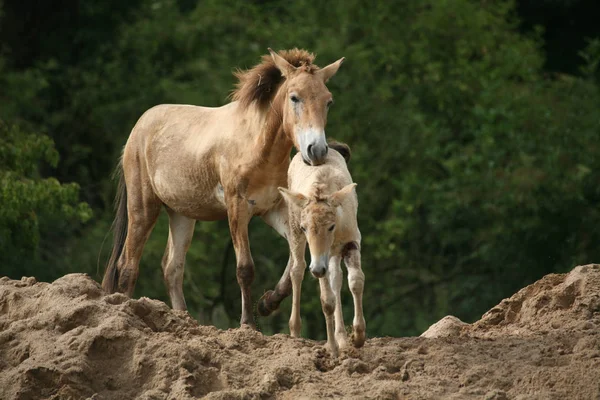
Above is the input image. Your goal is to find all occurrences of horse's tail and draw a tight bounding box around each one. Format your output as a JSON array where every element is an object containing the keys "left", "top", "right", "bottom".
[
  {"left": 328, "top": 140, "right": 352, "bottom": 163},
  {"left": 102, "top": 159, "right": 128, "bottom": 294}
]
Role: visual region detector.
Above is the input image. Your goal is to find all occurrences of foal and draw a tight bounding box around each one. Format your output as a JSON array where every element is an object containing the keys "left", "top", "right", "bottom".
[{"left": 274, "top": 146, "right": 365, "bottom": 356}]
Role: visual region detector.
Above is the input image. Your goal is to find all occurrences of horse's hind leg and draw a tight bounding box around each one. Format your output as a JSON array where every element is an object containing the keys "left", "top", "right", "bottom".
[
  {"left": 343, "top": 242, "right": 366, "bottom": 348},
  {"left": 117, "top": 183, "right": 161, "bottom": 296},
  {"left": 162, "top": 210, "right": 196, "bottom": 311}
]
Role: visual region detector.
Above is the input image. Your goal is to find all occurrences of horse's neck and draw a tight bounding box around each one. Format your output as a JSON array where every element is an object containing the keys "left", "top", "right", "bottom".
[{"left": 244, "top": 102, "right": 292, "bottom": 166}]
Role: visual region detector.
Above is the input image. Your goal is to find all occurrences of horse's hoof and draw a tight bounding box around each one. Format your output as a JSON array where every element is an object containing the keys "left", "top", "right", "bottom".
[{"left": 257, "top": 290, "right": 275, "bottom": 317}]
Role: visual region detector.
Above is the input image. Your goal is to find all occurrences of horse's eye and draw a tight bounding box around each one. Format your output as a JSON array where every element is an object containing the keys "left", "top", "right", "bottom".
[
  {"left": 327, "top": 99, "right": 334, "bottom": 108},
  {"left": 290, "top": 94, "right": 300, "bottom": 103},
  {"left": 328, "top": 224, "right": 335, "bottom": 232},
  {"left": 300, "top": 226, "right": 306, "bottom": 232}
]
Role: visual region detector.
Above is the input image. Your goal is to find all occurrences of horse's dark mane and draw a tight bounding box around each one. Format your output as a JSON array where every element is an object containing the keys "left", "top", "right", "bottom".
[{"left": 231, "top": 48, "right": 318, "bottom": 109}]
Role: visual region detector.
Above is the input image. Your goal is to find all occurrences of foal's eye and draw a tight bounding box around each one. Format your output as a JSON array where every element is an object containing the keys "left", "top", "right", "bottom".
[
  {"left": 290, "top": 94, "right": 300, "bottom": 103},
  {"left": 300, "top": 226, "right": 306, "bottom": 232},
  {"left": 328, "top": 224, "right": 335, "bottom": 232}
]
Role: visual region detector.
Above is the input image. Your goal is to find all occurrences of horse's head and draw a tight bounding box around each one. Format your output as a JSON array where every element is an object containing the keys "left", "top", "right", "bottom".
[
  {"left": 269, "top": 49, "right": 344, "bottom": 166},
  {"left": 279, "top": 183, "right": 356, "bottom": 278}
]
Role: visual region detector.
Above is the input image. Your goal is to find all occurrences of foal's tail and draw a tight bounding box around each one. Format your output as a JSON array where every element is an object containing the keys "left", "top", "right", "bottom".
[
  {"left": 328, "top": 140, "right": 351, "bottom": 163},
  {"left": 101, "top": 159, "right": 128, "bottom": 294}
]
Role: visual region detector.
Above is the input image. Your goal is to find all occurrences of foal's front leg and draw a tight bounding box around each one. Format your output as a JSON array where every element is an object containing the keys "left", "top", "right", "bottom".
[
  {"left": 344, "top": 244, "right": 366, "bottom": 347},
  {"left": 319, "top": 272, "right": 339, "bottom": 357},
  {"left": 288, "top": 233, "right": 307, "bottom": 337},
  {"left": 227, "top": 195, "right": 256, "bottom": 328},
  {"left": 329, "top": 254, "right": 349, "bottom": 350}
]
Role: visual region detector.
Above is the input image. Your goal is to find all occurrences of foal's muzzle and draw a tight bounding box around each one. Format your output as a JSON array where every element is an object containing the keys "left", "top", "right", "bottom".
[{"left": 309, "top": 254, "right": 329, "bottom": 278}]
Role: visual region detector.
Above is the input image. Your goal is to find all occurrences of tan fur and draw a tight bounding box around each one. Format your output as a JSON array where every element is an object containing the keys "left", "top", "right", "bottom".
[
  {"left": 101, "top": 49, "right": 344, "bottom": 329},
  {"left": 266, "top": 150, "right": 366, "bottom": 357}
]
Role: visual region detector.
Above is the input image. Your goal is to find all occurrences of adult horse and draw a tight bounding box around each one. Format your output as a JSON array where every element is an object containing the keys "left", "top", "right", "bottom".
[{"left": 101, "top": 48, "right": 345, "bottom": 328}]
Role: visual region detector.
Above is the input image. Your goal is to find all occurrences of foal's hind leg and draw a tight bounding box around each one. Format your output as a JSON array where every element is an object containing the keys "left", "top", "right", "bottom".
[
  {"left": 162, "top": 210, "right": 196, "bottom": 311},
  {"left": 343, "top": 242, "right": 366, "bottom": 347}
]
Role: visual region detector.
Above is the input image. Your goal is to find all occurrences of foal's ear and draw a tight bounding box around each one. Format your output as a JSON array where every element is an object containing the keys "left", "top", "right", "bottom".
[
  {"left": 278, "top": 187, "right": 309, "bottom": 209},
  {"left": 317, "top": 57, "right": 345, "bottom": 83},
  {"left": 268, "top": 48, "right": 296, "bottom": 77},
  {"left": 329, "top": 183, "right": 357, "bottom": 208}
]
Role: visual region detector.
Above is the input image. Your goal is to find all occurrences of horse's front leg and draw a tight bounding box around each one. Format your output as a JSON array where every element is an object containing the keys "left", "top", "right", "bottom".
[
  {"left": 257, "top": 205, "right": 292, "bottom": 316},
  {"left": 257, "top": 256, "right": 292, "bottom": 316},
  {"left": 227, "top": 196, "right": 256, "bottom": 328},
  {"left": 343, "top": 242, "right": 366, "bottom": 347}
]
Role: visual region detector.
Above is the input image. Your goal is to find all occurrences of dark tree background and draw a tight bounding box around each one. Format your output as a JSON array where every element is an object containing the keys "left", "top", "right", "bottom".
[{"left": 1, "top": 0, "right": 599, "bottom": 338}]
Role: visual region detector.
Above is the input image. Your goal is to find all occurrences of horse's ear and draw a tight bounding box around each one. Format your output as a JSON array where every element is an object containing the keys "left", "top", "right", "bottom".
[
  {"left": 329, "top": 183, "right": 356, "bottom": 207},
  {"left": 317, "top": 57, "right": 345, "bottom": 83},
  {"left": 279, "top": 187, "right": 309, "bottom": 208},
  {"left": 268, "top": 48, "right": 296, "bottom": 77}
]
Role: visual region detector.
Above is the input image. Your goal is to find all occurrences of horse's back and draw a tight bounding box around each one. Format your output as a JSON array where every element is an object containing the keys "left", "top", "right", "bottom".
[{"left": 130, "top": 103, "right": 234, "bottom": 139}]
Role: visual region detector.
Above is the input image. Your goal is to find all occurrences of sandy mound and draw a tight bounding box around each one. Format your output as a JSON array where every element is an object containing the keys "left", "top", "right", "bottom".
[{"left": 1, "top": 265, "right": 599, "bottom": 400}]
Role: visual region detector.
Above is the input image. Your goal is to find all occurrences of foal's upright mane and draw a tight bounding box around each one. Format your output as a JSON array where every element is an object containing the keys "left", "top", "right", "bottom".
[{"left": 231, "top": 49, "right": 319, "bottom": 110}]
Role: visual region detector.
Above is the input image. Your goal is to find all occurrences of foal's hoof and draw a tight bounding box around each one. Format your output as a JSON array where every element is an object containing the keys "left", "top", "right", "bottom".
[
  {"left": 240, "top": 323, "right": 257, "bottom": 331},
  {"left": 351, "top": 329, "right": 366, "bottom": 348},
  {"left": 257, "top": 290, "right": 275, "bottom": 317}
]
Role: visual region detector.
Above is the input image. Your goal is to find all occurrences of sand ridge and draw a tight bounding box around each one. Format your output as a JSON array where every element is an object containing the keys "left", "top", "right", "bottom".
[{"left": 1, "top": 265, "right": 599, "bottom": 399}]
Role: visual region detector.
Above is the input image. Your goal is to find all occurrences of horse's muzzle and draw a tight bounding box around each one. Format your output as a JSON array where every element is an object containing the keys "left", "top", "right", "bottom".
[{"left": 306, "top": 142, "right": 328, "bottom": 165}]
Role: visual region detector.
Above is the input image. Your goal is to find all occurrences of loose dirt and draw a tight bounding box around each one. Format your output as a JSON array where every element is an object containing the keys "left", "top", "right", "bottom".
[{"left": 1, "top": 264, "right": 599, "bottom": 399}]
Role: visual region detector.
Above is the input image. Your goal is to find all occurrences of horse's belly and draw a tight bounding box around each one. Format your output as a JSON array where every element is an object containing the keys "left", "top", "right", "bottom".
[
  {"left": 168, "top": 198, "right": 228, "bottom": 221},
  {"left": 152, "top": 169, "right": 228, "bottom": 221}
]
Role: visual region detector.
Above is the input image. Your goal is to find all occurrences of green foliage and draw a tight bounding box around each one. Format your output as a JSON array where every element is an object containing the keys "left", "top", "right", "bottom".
[
  {"left": 0, "top": 123, "right": 92, "bottom": 272},
  {"left": 0, "top": 0, "right": 599, "bottom": 337}
]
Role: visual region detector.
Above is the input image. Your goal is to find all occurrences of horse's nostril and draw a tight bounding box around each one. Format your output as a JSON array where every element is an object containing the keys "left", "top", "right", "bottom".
[{"left": 307, "top": 144, "right": 314, "bottom": 158}]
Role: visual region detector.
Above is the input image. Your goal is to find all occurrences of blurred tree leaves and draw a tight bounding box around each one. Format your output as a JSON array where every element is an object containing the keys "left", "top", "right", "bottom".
[{"left": 0, "top": 122, "right": 92, "bottom": 274}]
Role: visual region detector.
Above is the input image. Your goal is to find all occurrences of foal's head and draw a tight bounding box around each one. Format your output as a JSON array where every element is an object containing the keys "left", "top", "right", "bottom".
[
  {"left": 270, "top": 49, "right": 344, "bottom": 166},
  {"left": 279, "top": 183, "right": 356, "bottom": 278}
]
